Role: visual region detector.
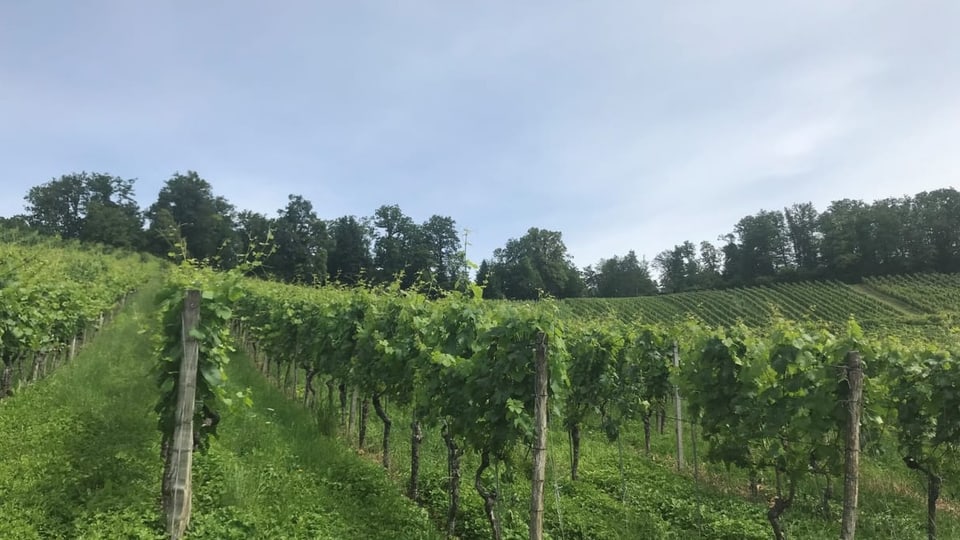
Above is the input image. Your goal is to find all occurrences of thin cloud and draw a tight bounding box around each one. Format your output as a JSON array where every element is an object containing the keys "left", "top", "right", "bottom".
[{"left": 0, "top": 1, "right": 957, "bottom": 268}]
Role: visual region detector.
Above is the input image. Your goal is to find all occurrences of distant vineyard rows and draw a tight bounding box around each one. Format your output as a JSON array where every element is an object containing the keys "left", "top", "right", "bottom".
[{"left": 561, "top": 274, "right": 960, "bottom": 327}]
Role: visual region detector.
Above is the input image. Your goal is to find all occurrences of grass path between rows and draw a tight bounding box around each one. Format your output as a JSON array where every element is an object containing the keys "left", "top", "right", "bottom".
[
  {"left": 849, "top": 283, "right": 926, "bottom": 316},
  {"left": 0, "top": 281, "right": 440, "bottom": 539}
]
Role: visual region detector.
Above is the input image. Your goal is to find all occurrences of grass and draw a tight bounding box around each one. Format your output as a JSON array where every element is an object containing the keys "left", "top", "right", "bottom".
[
  {"left": 274, "top": 367, "right": 959, "bottom": 539},
  {"left": 2, "top": 278, "right": 956, "bottom": 539},
  {"left": 0, "top": 282, "right": 440, "bottom": 539}
]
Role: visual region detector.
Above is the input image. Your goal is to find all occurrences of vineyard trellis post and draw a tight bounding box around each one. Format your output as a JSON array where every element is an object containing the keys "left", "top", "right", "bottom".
[
  {"left": 840, "top": 351, "right": 863, "bottom": 540},
  {"left": 530, "top": 332, "right": 548, "bottom": 540},
  {"left": 162, "top": 289, "right": 201, "bottom": 540},
  {"left": 673, "top": 340, "right": 684, "bottom": 471}
]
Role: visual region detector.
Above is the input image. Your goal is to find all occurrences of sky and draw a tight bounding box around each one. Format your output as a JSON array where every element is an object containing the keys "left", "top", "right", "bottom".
[{"left": 1, "top": 1, "right": 958, "bottom": 267}]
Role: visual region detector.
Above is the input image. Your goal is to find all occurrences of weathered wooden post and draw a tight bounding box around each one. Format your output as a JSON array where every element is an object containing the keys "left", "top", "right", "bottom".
[
  {"left": 530, "top": 332, "right": 548, "bottom": 540},
  {"left": 162, "top": 289, "right": 201, "bottom": 540},
  {"left": 673, "top": 340, "right": 684, "bottom": 471},
  {"left": 841, "top": 351, "right": 863, "bottom": 540}
]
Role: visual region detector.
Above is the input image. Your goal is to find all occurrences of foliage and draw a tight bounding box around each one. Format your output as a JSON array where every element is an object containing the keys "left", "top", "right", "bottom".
[
  {"left": 0, "top": 238, "right": 154, "bottom": 396},
  {"left": 145, "top": 171, "right": 238, "bottom": 265},
  {"left": 22, "top": 172, "right": 144, "bottom": 249},
  {"left": 153, "top": 258, "right": 251, "bottom": 452},
  {"left": 479, "top": 227, "right": 583, "bottom": 300}
]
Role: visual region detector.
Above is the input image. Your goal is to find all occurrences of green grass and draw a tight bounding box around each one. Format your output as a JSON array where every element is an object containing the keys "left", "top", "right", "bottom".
[
  {"left": 4, "top": 274, "right": 957, "bottom": 539},
  {"left": 0, "top": 283, "right": 440, "bottom": 539},
  {"left": 280, "top": 375, "right": 959, "bottom": 540}
]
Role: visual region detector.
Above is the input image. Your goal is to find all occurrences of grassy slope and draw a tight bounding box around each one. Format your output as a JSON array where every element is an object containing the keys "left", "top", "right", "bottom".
[{"left": 0, "top": 282, "right": 439, "bottom": 540}]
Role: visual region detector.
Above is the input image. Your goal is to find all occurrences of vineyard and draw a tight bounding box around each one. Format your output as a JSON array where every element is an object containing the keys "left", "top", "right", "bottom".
[
  {"left": 0, "top": 235, "right": 156, "bottom": 396},
  {"left": 3, "top": 240, "right": 960, "bottom": 539},
  {"left": 561, "top": 275, "right": 960, "bottom": 328},
  {"left": 862, "top": 273, "right": 960, "bottom": 317}
]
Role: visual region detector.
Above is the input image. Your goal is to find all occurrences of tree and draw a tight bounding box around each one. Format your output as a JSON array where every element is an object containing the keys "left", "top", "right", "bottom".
[
  {"left": 23, "top": 172, "right": 143, "bottom": 248},
  {"left": 328, "top": 215, "right": 374, "bottom": 284},
  {"left": 234, "top": 210, "right": 274, "bottom": 275},
  {"left": 419, "top": 215, "right": 464, "bottom": 290},
  {"left": 268, "top": 195, "right": 329, "bottom": 283},
  {"left": 654, "top": 241, "right": 700, "bottom": 293},
  {"left": 480, "top": 228, "right": 583, "bottom": 300},
  {"left": 870, "top": 197, "right": 912, "bottom": 275},
  {"left": 696, "top": 241, "right": 724, "bottom": 289},
  {"left": 913, "top": 188, "right": 960, "bottom": 274},
  {"left": 819, "top": 199, "right": 871, "bottom": 280},
  {"left": 730, "top": 210, "right": 792, "bottom": 284},
  {"left": 146, "top": 172, "right": 237, "bottom": 264},
  {"left": 783, "top": 202, "right": 820, "bottom": 275},
  {"left": 372, "top": 205, "right": 419, "bottom": 285},
  {"left": 590, "top": 251, "right": 657, "bottom": 297},
  {"left": 23, "top": 174, "right": 85, "bottom": 238},
  {"left": 476, "top": 259, "right": 504, "bottom": 299}
]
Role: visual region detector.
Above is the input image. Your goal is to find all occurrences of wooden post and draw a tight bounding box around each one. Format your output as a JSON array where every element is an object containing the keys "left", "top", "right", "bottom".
[
  {"left": 163, "top": 290, "right": 201, "bottom": 540},
  {"left": 530, "top": 332, "right": 548, "bottom": 540},
  {"left": 673, "top": 341, "right": 684, "bottom": 471},
  {"left": 840, "top": 351, "right": 863, "bottom": 540}
]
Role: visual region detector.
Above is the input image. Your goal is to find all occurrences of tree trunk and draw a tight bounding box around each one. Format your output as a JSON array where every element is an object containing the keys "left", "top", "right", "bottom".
[
  {"left": 475, "top": 450, "right": 502, "bottom": 540},
  {"left": 767, "top": 476, "right": 795, "bottom": 540},
  {"left": 927, "top": 473, "right": 941, "bottom": 540},
  {"left": 304, "top": 369, "right": 316, "bottom": 407},
  {"left": 358, "top": 397, "right": 370, "bottom": 449},
  {"left": 841, "top": 350, "right": 863, "bottom": 540},
  {"left": 326, "top": 378, "right": 335, "bottom": 411},
  {"left": 372, "top": 393, "right": 391, "bottom": 469},
  {"left": 30, "top": 354, "right": 43, "bottom": 382},
  {"left": 1, "top": 362, "right": 12, "bottom": 397},
  {"left": 749, "top": 472, "right": 763, "bottom": 499},
  {"left": 823, "top": 477, "right": 833, "bottom": 518},
  {"left": 673, "top": 341, "right": 684, "bottom": 471},
  {"left": 338, "top": 382, "right": 346, "bottom": 424},
  {"left": 292, "top": 361, "right": 298, "bottom": 399},
  {"left": 658, "top": 409, "right": 666, "bottom": 435},
  {"left": 409, "top": 419, "right": 423, "bottom": 501},
  {"left": 643, "top": 413, "right": 652, "bottom": 455},
  {"left": 443, "top": 424, "right": 462, "bottom": 538},
  {"left": 570, "top": 423, "right": 581, "bottom": 481},
  {"left": 347, "top": 387, "right": 357, "bottom": 432}
]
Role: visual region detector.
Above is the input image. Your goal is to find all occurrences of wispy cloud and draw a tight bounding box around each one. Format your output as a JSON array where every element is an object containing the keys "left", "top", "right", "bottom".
[{"left": 1, "top": 1, "right": 957, "bottom": 267}]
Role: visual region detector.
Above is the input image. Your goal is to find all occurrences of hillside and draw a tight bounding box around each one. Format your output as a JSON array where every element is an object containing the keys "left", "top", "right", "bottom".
[{"left": 561, "top": 273, "right": 960, "bottom": 328}]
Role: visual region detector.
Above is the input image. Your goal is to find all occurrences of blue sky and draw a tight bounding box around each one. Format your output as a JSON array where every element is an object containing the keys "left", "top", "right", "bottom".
[{"left": 1, "top": 1, "right": 958, "bottom": 267}]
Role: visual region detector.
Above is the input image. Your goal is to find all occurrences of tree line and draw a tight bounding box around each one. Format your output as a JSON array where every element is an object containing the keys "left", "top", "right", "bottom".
[{"left": 3, "top": 171, "right": 958, "bottom": 298}]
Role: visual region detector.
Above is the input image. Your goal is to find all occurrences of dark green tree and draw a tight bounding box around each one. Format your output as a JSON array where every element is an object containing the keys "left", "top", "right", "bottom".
[
  {"left": 328, "top": 215, "right": 374, "bottom": 284},
  {"left": 818, "top": 199, "right": 871, "bottom": 280},
  {"left": 268, "top": 195, "right": 329, "bottom": 283},
  {"left": 234, "top": 210, "right": 275, "bottom": 274},
  {"left": 732, "top": 210, "right": 791, "bottom": 283},
  {"left": 146, "top": 172, "right": 237, "bottom": 264},
  {"left": 914, "top": 188, "right": 960, "bottom": 273},
  {"left": 783, "top": 202, "right": 820, "bottom": 275},
  {"left": 480, "top": 227, "right": 583, "bottom": 299},
  {"left": 654, "top": 241, "right": 701, "bottom": 293},
  {"left": 24, "top": 172, "right": 143, "bottom": 248},
  {"left": 372, "top": 204, "right": 418, "bottom": 285},
  {"left": 419, "top": 215, "right": 464, "bottom": 290},
  {"left": 590, "top": 250, "right": 657, "bottom": 297}
]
